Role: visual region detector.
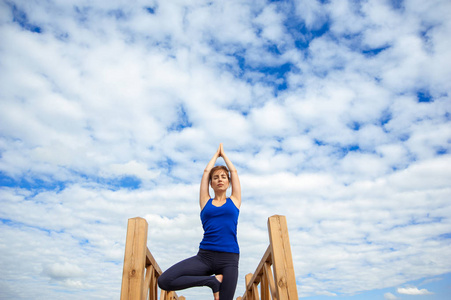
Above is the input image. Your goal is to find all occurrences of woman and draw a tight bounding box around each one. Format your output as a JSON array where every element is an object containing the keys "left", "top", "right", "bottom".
[{"left": 158, "top": 143, "right": 241, "bottom": 300}]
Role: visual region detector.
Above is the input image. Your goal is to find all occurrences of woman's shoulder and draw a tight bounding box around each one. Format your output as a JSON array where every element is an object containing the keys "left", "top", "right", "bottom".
[
  {"left": 200, "top": 197, "right": 212, "bottom": 211},
  {"left": 228, "top": 196, "right": 240, "bottom": 209}
]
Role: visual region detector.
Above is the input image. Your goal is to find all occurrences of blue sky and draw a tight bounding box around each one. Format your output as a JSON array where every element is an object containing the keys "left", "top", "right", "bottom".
[{"left": 1, "top": 0, "right": 450, "bottom": 299}]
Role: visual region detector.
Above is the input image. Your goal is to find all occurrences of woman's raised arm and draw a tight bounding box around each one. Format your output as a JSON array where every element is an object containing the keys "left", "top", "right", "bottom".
[
  {"left": 219, "top": 144, "right": 241, "bottom": 209},
  {"left": 199, "top": 145, "right": 221, "bottom": 209}
]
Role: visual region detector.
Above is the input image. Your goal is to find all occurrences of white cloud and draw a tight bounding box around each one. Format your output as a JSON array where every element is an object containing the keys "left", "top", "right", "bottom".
[
  {"left": 397, "top": 286, "right": 434, "bottom": 295},
  {"left": 43, "top": 262, "right": 84, "bottom": 280},
  {"left": 294, "top": 0, "right": 328, "bottom": 30},
  {"left": 384, "top": 292, "right": 398, "bottom": 300},
  {"left": 253, "top": 4, "right": 288, "bottom": 44},
  {"left": 1, "top": 0, "right": 451, "bottom": 299}
]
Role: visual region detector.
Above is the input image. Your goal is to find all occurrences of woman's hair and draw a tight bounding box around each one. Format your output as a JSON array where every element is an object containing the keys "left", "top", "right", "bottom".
[{"left": 209, "top": 165, "right": 230, "bottom": 185}]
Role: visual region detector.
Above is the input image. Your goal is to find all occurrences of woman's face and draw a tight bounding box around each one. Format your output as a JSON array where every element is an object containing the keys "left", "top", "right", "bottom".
[{"left": 210, "top": 169, "right": 229, "bottom": 191}]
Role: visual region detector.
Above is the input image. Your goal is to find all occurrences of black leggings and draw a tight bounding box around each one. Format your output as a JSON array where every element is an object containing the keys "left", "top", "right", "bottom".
[{"left": 158, "top": 249, "right": 239, "bottom": 300}]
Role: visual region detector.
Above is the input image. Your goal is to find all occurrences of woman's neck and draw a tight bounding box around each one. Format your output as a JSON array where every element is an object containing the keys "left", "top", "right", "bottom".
[{"left": 213, "top": 192, "right": 227, "bottom": 201}]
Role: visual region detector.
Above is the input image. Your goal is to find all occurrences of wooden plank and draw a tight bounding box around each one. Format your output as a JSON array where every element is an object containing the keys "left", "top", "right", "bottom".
[
  {"left": 263, "top": 262, "right": 276, "bottom": 299},
  {"left": 252, "top": 283, "right": 260, "bottom": 300},
  {"left": 121, "top": 217, "right": 149, "bottom": 300},
  {"left": 260, "top": 264, "right": 269, "bottom": 300},
  {"left": 160, "top": 290, "right": 179, "bottom": 300},
  {"left": 146, "top": 248, "right": 163, "bottom": 275},
  {"left": 143, "top": 265, "right": 154, "bottom": 300},
  {"left": 245, "top": 273, "right": 253, "bottom": 299},
  {"left": 168, "top": 291, "right": 177, "bottom": 300},
  {"left": 149, "top": 272, "right": 156, "bottom": 300},
  {"left": 160, "top": 290, "right": 167, "bottom": 300},
  {"left": 152, "top": 271, "right": 159, "bottom": 300},
  {"left": 268, "top": 215, "right": 298, "bottom": 300}
]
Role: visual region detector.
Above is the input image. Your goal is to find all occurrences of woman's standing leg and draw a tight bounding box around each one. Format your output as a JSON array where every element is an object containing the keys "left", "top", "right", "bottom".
[
  {"left": 158, "top": 253, "right": 220, "bottom": 293},
  {"left": 214, "top": 252, "right": 240, "bottom": 300},
  {"left": 218, "top": 264, "right": 239, "bottom": 300}
]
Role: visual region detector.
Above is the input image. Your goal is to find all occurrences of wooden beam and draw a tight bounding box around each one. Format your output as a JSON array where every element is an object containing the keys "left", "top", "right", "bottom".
[
  {"left": 252, "top": 282, "right": 260, "bottom": 300},
  {"left": 146, "top": 248, "right": 163, "bottom": 275},
  {"left": 260, "top": 263, "right": 270, "bottom": 300},
  {"left": 149, "top": 271, "right": 157, "bottom": 300},
  {"left": 245, "top": 273, "right": 253, "bottom": 299},
  {"left": 160, "top": 290, "right": 167, "bottom": 300},
  {"left": 268, "top": 215, "right": 298, "bottom": 300},
  {"left": 143, "top": 265, "right": 155, "bottom": 300},
  {"left": 263, "top": 262, "right": 276, "bottom": 299},
  {"left": 121, "top": 217, "right": 149, "bottom": 300}
]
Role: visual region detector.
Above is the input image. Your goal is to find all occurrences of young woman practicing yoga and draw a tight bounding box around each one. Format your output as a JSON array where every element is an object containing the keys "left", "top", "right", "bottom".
[{"left": 158, "top": 143, "right": 241, "bottom": 300}]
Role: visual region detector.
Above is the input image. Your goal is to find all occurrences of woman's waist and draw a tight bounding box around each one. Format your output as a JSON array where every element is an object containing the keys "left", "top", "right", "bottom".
[{"left": 197, "top": 248, "right": 240, "bottom": 259}]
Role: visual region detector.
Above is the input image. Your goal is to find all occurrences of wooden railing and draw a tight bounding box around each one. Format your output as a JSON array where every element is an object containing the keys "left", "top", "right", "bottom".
[
  {"left": 120, "top": 215, "right": 298, "bottom": 300},
  {"left": 120, "top": 217, "right": 185, "bottom": 300},
  {"left": 237, "top": 215, "right": 298, "bottom": 300}
]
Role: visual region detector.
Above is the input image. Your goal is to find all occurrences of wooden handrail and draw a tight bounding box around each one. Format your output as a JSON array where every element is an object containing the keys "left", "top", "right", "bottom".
[
  {"left": 120, "top": 217, "right": 185, "bottom": 300},
  {"left": 237, "top": 215, "right": 298, "bottom": 300},
  {"left": 121, "top": 215, "right": 298, "bottom": 300}
]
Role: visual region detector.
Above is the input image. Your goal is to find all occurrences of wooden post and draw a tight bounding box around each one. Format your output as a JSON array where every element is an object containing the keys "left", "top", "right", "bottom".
[
  {"left": 143, "top": 265, "right": 154, "bottom": 299},
  {"left": 150, "top": 272, "right": 157, "bottom": 300},
  {"left": 260, "top": 263, "right": 269, "bottom": 300},
  {"left": 263, "top": 262, "right": 277, "bottom": 299},
  {"left": 161, "top": 290, "right": 178, "bottom": 300},
  {"left": 245, "top": 273, "right": 253, "bottom": 299},
  {"left": 121, "top": 217, "right": 149, "bottom": 300},
  {"left": 268, "top": 215, "right": 298, "bottom": 300},
  {"left": 252, "top": 282, "right": 260, "bottom": 300},
  {"left": 168, "top": 291, "right": 177, "bottom": 300}
]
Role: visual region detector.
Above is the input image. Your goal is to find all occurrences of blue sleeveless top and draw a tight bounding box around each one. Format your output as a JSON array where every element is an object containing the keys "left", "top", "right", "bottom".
[{"left": 199, "top": 198, "right": 240, "bottom": 254}]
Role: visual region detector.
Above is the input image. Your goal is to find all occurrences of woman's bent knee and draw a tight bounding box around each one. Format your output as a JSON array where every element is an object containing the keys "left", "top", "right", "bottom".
[{"left": 157, "top": 274, "right": 170, "bottom": 291}]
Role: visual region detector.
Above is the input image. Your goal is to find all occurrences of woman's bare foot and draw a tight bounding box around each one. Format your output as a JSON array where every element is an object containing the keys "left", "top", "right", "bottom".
[
  {"left": 215, "top": 274, "right": 223, "bottom": 283},
  {"left": 213, "top": 275, "right": 223, "bottom": 300}
]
